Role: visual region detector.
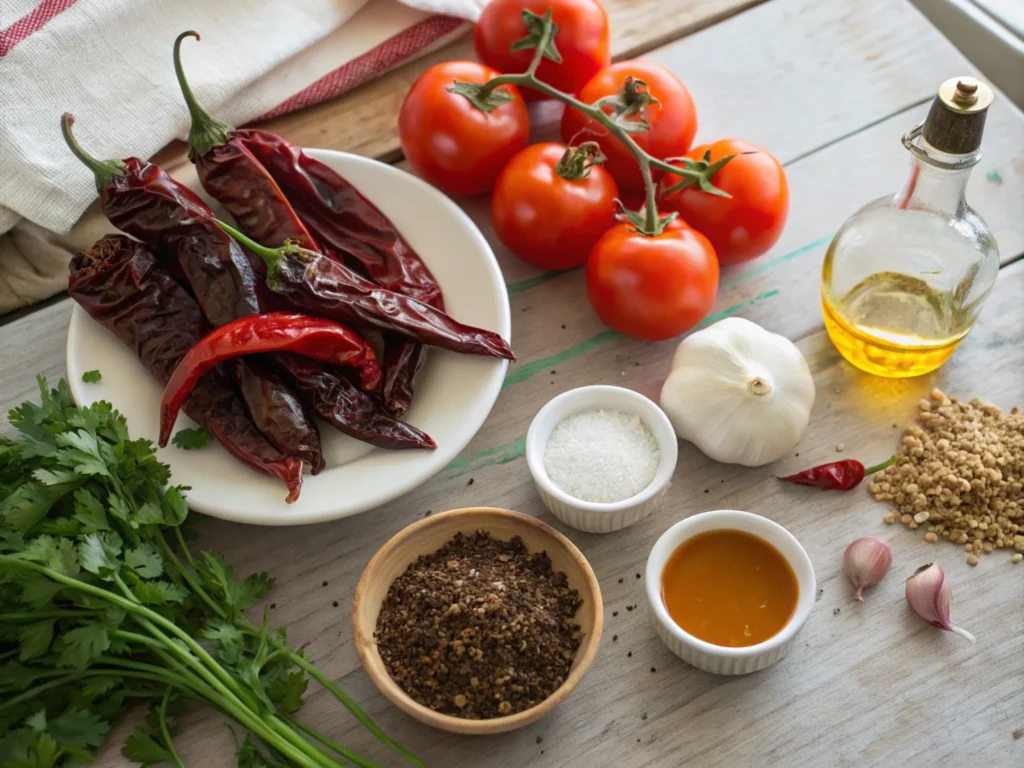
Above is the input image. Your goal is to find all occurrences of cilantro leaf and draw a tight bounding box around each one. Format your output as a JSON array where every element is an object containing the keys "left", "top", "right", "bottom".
[
  {"left": 47, "top": 538, "right": 79, "bottom": 577},
  {"left": 265, "top": 668, "right": 308, "bottom": 714},
  {"left": 18, "top": 619, "right": 55, "bottom": 661},
  {"left": 73, "top": 489, "right": 109, "bottom": 532},
  {"left": 19, "top": 574, "right": 63, "bottom": 608},
  {"left": 198, "top": 552, "right": 274, "bottom": 612},
  {"left": 133, "top": 580, "right": 188, "bottom": 606},
  {"left": 121, "top": 726, "right": 173, "bottom": 765},
  {"left": 0, "top": 729, "right": 60, "bottom": 768},
  {"left": 78, "top": 531, "right": 123, "bottom": 581},
  {"left": 56, "top": 622, "right": 111, "bottom": 669},
  {"left": 171, "top": 428, "right": 211, "bottom": 451},
  {"left": 47, "top": 708, "right": 110, "bottom": 750},
  {"left": 125, "top": 542, "right": 163, "bottom": 579},
  {"left": 81, "top": 370, "right": 102, "bottom": 383}
]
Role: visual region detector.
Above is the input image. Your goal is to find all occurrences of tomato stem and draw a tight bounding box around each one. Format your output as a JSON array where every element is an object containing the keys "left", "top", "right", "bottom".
[{"left": 472, "top": 11, "right": 728, "bottom": 236}]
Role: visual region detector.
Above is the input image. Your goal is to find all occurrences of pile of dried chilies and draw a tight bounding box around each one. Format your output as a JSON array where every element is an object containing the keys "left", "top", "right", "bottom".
[{"left": 61, "top": 32, "right": 514, "bottom": 503}]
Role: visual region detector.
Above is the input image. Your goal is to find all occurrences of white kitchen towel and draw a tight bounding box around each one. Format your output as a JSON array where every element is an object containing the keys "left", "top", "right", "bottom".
[{"left": 0, "top": 0, "right": 486, "bottom": 238}]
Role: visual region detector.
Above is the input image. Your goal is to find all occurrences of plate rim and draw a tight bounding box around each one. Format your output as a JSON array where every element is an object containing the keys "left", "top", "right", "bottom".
[{"left": 67, "top": 148, "right": 510, "bottom": 526}]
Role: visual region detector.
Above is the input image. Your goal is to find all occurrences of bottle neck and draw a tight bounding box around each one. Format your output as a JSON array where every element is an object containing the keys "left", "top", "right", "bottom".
[{"left": 894, "top": 141, "right": 973, "bottom": 214}]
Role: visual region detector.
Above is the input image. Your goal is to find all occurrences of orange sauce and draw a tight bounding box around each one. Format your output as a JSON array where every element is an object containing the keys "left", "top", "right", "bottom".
[{"left": 661, "top": 529, "right": 798, "bottom": 647}]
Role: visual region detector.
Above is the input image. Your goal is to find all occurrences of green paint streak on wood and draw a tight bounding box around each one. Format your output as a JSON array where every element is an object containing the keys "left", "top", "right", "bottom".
[
  {"left": 720, "top": 233, "right": 834, "bottom": 288},
  {"left": 450, "top": 288, "right": 783, "bottom": 474},
  {"left": 506, "top": 270, "right": 572, "bottom": 296},
  {"left": 447, "top": 436, "right": 526, "bottom": 473}
]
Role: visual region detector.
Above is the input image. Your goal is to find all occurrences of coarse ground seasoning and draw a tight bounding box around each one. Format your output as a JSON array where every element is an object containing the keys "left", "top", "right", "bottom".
[
  {"left": 869, "top": 389, "right": 1024, "bottom": 563},
  {"left": 375, "top": 531, "right": 583, "bottom": 719}
]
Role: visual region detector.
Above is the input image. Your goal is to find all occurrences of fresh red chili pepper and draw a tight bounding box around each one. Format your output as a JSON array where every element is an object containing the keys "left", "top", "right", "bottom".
[
  {"left": 61, "top": 113, "right": 324, "bottom": 474},
  {"left": 173, "top": 34, "right": 443, "bottom": 417},
  {"left": 69, "top": 235, "right": 303, "bottom": 502},
  {"left": 160, "top": 313, "right": 381, "bottom": 446},
  {"left": 779, "top": 455, "right": 898, "bottom": 491},
  {"left": 217, "top": 221, "right": 515, "bottom": 360}
]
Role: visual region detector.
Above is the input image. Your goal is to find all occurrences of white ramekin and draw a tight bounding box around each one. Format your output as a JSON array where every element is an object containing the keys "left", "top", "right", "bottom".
[
  {"left": 526, "top": 385, "right": 678, "bottom": 533},
  {"left": 645, "top": 510, "right": 816, "bottom": 675}
]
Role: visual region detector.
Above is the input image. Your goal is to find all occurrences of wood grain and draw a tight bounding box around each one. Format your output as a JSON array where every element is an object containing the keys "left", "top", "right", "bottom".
[{"left": 3, "top": 0, "right": 1024, "bottom": 766}]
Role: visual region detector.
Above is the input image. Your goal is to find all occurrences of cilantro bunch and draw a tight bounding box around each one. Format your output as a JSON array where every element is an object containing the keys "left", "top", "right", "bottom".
[{"left": 0, "top": 378, "right": 422, "bottom": 768}]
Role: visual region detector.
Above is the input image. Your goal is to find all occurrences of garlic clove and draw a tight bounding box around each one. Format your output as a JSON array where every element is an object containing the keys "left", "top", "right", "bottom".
[
  {"left": 844, "top": 537, "right": 892, "bottom": 600},
  {"left": 905, "top": 563, "right": 975, "bottom": 643}
]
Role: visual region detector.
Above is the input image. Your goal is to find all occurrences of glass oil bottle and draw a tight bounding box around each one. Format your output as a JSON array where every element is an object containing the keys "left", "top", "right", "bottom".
[{"left": 821, "top": 77, "right": 999, "bottom": 378}]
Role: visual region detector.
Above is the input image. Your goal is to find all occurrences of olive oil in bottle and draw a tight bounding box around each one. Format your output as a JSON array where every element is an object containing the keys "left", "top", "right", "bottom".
[{"left": 821, "top": 77, "right": 999, "bottom": 378}]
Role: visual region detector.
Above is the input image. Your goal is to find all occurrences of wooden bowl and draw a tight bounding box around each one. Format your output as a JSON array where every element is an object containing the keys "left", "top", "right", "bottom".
[{"left": 351, "top": 507, "right": 604, "bottom": 735}]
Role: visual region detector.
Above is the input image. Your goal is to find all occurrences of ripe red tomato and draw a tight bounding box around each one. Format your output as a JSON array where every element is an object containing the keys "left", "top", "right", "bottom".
[
  {"left": 586, "top": 218, "right": 718, "bottom": 341},
  {"left": 659, "top": 139, "right": 788, "bottom": 265},
  {"left": 398, "top": 61, "right": 529, "bottom": 195},
  {"left": 561, "top": 60, "right": 697, "bottom": 193},
  {"left": 491, "top": 142, "right": 618, "bottom": 270},
  {"left": 474, "top": 0, "right": 610, "bottom": 101}
]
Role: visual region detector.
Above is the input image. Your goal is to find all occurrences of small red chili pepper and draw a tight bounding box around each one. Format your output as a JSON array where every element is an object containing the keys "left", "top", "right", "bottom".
[
  {"left": 160, "top": 313, "right": 380, "bottom": 447},
  {"left": 779, "top": 455, "right": 898, "bottom": 491}
]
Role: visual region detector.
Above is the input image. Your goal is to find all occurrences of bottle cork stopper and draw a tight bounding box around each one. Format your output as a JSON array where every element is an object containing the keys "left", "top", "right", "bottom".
[{"left": 923, "top": 76, "right": 994, "bottom": 155}]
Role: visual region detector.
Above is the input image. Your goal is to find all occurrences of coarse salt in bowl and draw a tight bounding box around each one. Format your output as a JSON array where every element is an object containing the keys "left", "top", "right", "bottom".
[{"left": 526, "top": 386, "right": 678, "bottom": 533}]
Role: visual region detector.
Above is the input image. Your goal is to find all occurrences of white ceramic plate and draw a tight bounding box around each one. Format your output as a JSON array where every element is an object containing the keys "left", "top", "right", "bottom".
[{"left": 67, "top": 149, "right": 510, "bottom": 526}]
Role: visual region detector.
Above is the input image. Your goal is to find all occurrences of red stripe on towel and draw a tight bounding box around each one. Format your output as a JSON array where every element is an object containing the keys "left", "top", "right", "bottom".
[
  {"left": 257, "top": 14, "right": 465, "bottom": 121},
  {"left": 0, "top": 0, "right": 80, "bottom": 57}
]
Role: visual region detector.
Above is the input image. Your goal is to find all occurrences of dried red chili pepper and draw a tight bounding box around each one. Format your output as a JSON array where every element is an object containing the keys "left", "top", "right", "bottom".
[
  {"left": 61, "top": 113, "right": 324, "bottom": 474},
  {"left": 173, "top": 34, "right": 442, "bottom": 416},
  {"left": 274, "top": 353, "right": 435, "bottom": 450},
  {"left": 69, "top": 235, "right": 303, "bottom": 502},
  {"left": 218, "top": 222, "right": 515, "bottom": 360},
  {"left": 160, "top": 312, "right": 381, "bottom": 446},
  {"left": 779, "top": 455, "right": 898, "bottom": 491}
]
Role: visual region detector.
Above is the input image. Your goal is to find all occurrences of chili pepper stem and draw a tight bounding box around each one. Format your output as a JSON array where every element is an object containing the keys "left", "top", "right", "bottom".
[
  {"left": 472, "top": 14, "right": 730, "bottom": 235},
  {"left": 864, "top": 454, "right": 898, "bottom": 476},
  {"left": 60, "top": 113, "right": 126, "bottom": 189},
  {"left": 173, "top": 31, "right": 234, "bottom": 160}
]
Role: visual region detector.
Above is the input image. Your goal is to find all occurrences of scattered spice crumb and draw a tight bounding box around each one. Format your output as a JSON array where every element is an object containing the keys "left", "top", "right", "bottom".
[
  {"left": 815, "top": 589, "right": 823, "bottom": 602},
  {"left": 270, "top": 603, "right": 276, "bottom": 609},
  {"left": 618, "top": 577, "right": 624, "bottom": 584},
  {"left": 1012, "top": 554, "right": 1023, "bottom": 564},
  {"left": 1012, "top": 727, "right": 1024, "bottom": 740},
  {"left": 966, "top": 554, "right": 979, "bottom": 566},
  {"left": 635, "top": 573, "right": 641, "bottom": 579},
  {"left": 833, "top": 608, "right": 841, "bottom": 616},
  {"left": 332, "top": 601, "right": 339, "bottom": 607},
  {"left": 884, "top": 514, "right": 895, "bottom": 525},
  {"left": 835, "top": 443, "right": 845, "bottom": 452},
  {"left": 626, "top": 605, "right": 634, "bottom": 612},
  {"left": 704, "top": 489, "right": 709, "bottom": 494},
  {"left": 795, "top": 453, "right": 800, "bottom": 457},
  {"left": 628, "top": 651, "right": 632, "bottom": 657},
  {"left": 720, "top": 479, "right": 725, "bottom": 483},
  {"left": 536, "top": 736, "right": 543, "bottom": 744},
  {"left": 467, "top": 478, "right": 474, "bottom": 486},
  {"left": 612, "top": 635, "right": 618, "bottom": 642},
  {"left": 425, "top": 510, "right": 433, "bottom": 517},
  {"left": 550, "top": 369, "right": 556, "bottom": 375},
  {"left": 612, "top": 611, "right": 618, "bottom": 617},
  {"left": 892, "top": 424, "right": 898, "bottom": 428},
  {"left": 561, "top": 324, "right": 566, "bottom": 329},
  {"left": 650, "top": 667, "right": 656, "bottom": 673},
  {"left": 322, "top": 580, "right": 328, "bottom": 587},
  {"left": 924, "top": 532, "right": 938, "bottom": 543},
  {"left": 641, "top": 712, "right": 648, "bottom": 721}
]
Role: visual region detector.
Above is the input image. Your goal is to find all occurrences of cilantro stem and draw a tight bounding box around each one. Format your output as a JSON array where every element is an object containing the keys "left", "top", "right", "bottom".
[
  {"left": 287, "top": 716, "right": 383, "bottom": 768},
  {"left": 0, "top": 609, "right": 100, "bottom": 620},
  {"left": 285, "top": 651, "right": 426, "bottom": 768},
  {"left": 158, "top": 532, "right": 225, "bottom": 619},
  {"left": 159, "top": 687, "right": 186, "bottom": 768}
]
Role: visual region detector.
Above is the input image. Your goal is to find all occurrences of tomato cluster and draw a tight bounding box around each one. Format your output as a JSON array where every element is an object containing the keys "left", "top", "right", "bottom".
[{"left": 397, "top": 0, "right": 789, "bottom": 341}]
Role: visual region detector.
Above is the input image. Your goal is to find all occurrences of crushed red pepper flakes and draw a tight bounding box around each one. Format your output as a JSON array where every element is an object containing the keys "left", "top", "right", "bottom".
[{"left": 375, "top": 531, "right": 583, "bottom": 720}]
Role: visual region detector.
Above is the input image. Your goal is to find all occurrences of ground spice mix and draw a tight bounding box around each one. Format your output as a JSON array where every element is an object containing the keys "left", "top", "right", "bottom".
[{"left": 375, "top": 531, "right": 583, "bottom": 719}]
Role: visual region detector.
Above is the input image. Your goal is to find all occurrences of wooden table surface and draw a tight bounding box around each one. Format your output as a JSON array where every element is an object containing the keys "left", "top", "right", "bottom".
[{"left": 3, "top": 0, "right": 1024, "bottom": 765}]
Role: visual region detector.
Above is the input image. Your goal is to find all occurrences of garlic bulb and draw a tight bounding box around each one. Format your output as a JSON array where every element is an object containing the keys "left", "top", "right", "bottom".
[{"left": 659, "top": 317, "right": 815, "bottom": 466}]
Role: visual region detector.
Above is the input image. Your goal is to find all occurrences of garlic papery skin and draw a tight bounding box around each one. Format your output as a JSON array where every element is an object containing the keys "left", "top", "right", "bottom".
[
  {"left": 659, "top": 317, "right": 816, "bottom": 467},
  {"left": 905, "top": 563, "right": 975, "bottom": 643},
  {"left": 844, "top": 537, "right": 892, "bottom": 600}
]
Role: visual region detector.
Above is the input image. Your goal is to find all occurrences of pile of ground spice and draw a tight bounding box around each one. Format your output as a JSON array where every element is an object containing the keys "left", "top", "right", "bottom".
[
  {"left": 375, "top": 531, "right": 583, "bottom": 719},
  {"left": 869, "top": 388, "right": 1024, "bottom": 565}
]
